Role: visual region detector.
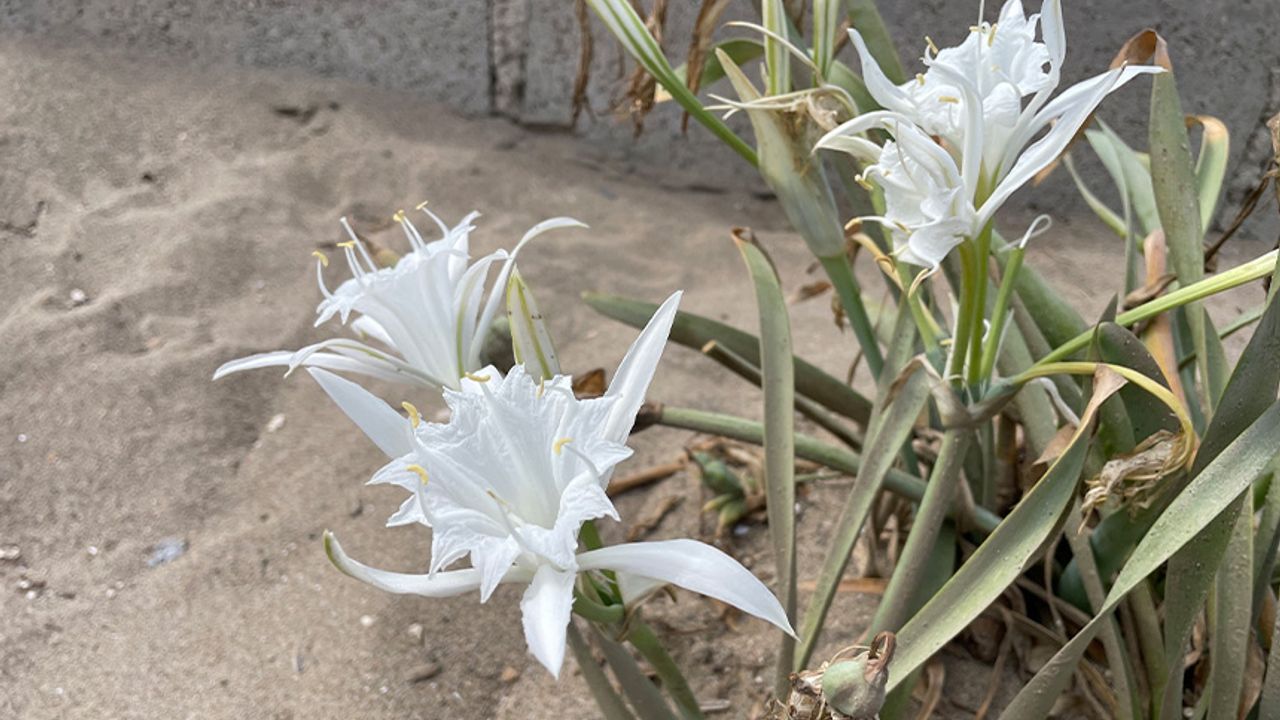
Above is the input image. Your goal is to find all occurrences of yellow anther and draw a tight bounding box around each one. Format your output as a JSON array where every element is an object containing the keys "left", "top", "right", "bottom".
[
  {"left": 855, "top": 174, "right": 874, "bottom": 191},
  {"left": 415, "top": 200, "right": 430, "bottom": 211},
  {"left": 938, "top": 95, "right": 960, "bottom": 104},
  {"left": 311, "top": 251, "right": 329, "bottom": 267},
  {"left": 537, "top": 378, "right": 546, "bottom": 398},
  {"left": 988, "top": 23, "right": 998, "bottom": 45},
  {"left": 392, "top": 209, "right": 407, "bottom": 223},
  {"left": 401, "top": 401, "right": 422, "bottom": 429},
  {"left": 464, "top": 372, "right": 491, "bottom": 383},
  {"left": 916, "top": 73, "right": 926, "bottom": 86},
  {"left": 553, "top": 438, "right": 574, "bottom": 455},
  {"left": 405, "top": 464, "right": 429, "bottom": 485},
  {"left": 925, "top": 36, "right": 939, "bottom": 54},
  {"left": 337, "top": 240, "right": 357, "bottom": 249}
]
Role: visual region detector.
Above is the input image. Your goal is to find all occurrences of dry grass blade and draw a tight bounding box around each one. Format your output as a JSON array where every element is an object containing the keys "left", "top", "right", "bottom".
[
  {"left": 572, "top": 0, "right": 594, "bottom": 125},
  {"left": 608, "top": 460, "right": 686, "bottom": 497},
  {"left": 621, "top": 0, "right": 669, "bottom": 135},
  {"left": 911, "top": 661, "right": 945, "bottom": 720},
  {"left": 626, "top": 495, "right": 684, "bottom": 541},
  {"left": 683, "top": 0, "right": 731, "bottom": 132}
]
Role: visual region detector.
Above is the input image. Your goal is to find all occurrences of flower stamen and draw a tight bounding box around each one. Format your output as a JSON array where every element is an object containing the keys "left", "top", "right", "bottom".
[
  {"left": 553, "top": 437, "right": 573, "bottom": 455},
  {"left": 405, "top": 464, "right": 430, "bottom": 486},
  {"left": 402, "top": 401, "right": 422, "bottom": 429},
  {"left": 311, "top": 251, "right": 329, "bottom": 267}
]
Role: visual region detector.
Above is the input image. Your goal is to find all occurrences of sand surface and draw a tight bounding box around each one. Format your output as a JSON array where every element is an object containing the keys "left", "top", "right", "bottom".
[{"left": 0, "top": 38, "right": 1266, "bottom": 719}]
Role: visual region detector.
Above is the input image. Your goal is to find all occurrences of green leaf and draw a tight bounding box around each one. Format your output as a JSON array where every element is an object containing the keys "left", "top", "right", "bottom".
[
  {"left": 847, "top": 0, "right": 905, "bottom": 84},
  {"left": 653, "top": 405, "right": 1002, "bottom": 533},
  {"left": 1089, "top": 123, "right": 1160, "bottom": 236},
  {"left": 762, "top": 0, "right": 791, "bottom": 95},
  {"left": 1204, "top": 502, "right": 1253, "bottom": 720},
  {"left": 568, "top": 623, "right": 638, "bottom": 720},
  {"left": 887, "top": 369, "right": 1118, "bottom": 692},
  {"left": 590, "top": 626, "right": 677, "bottom": 720},
  {"left": 1191, "top": 116, "right": 1230, "bottom": 234},
  {"left": 867, "top": 430, "right": 969, "bottom": 636},
  {"left": 583, "top": 292, "right": 873, "bottom": 424},
  {"left": 1147, "top": 39, "right": 1215, "bottom": 415},
  {"left": 669, "top": 39, "right": 763, "bottom": 92},
  {"left": 733, "top": 233, "right": 797, "bottom": 694},
  {"left": 811, "top": 0, "right": 844, "bottom": 81},
  {"left": 796, "top": 309, "right": 927, "bottom": 669},
  {"left": 999, "top": 401, "right": 1280, "bottom": 719}
]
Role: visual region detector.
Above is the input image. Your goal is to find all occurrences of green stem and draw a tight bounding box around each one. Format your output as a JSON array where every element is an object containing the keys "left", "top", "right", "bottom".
[
  {"left": 980, "top": 244, "right": 1025, "bottom": 382},
  {"left": 627, "top": 622, "right": 705, "bottom": 720},
  {"left": 1038, "top": 249, "right": 1278, "bottom": 365},
  {"left": 819, "top": 253, "right": 884, "bottom": 380},
  {"left": 965, "top": 225, "right": 993, "bottom": 388},
  {"left": 947, "top": 243, "right": 978, "bottom": 386},
  {"left": 654, "top": 405, "right": 1001, "bottom": 532},
  {"left": 573, "top": 590, "right": 626, "bottom": 624}
]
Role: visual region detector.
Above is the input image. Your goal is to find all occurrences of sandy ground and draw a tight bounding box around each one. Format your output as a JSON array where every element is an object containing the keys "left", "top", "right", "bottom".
[{"left": 0, "top": 38, "right": 1267, "bottom": 719}]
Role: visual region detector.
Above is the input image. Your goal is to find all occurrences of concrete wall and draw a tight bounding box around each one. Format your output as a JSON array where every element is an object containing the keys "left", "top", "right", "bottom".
[{"left": 3, "top": 0, "right": 1278, "bottom": 237}]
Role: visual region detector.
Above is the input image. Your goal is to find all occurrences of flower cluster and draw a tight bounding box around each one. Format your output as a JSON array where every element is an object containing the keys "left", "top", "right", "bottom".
[
  {"left": 816, "top": 0, "right": 1161, "bottom": 268},
  {"left": 217, "top": 206, "right": 792, "bottom": 676}
]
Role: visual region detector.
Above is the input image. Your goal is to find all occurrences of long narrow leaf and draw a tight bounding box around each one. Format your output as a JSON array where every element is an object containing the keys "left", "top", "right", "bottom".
[
  {"left": 733, "top": 233, "right": 797, "bottom": 694},
  {"left": 591, "top": 627, "right": 677, "bottom": 720},
  {"left": 888, "top": 368, "right": 1121, "bottom": 691},
  {"left": 796, "top": 309, "right": 926, "bottom": 669},
  {"left": 999, "top": 402, "right": 1280, "bottom": 719},
  {"left": 1204, "top": 503, "right": 1253, "bottom": 720},
  {"left": 569, "top": 623, "right": 638, "bottom": 720},
  {"left": 583, "top": 292, "right": 873, "bottom": 424}
]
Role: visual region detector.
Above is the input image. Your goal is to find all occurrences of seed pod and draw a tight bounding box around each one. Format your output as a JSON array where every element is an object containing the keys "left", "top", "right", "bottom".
[{"left": 821, "top": 632, "right": 895, "bottom": 719}]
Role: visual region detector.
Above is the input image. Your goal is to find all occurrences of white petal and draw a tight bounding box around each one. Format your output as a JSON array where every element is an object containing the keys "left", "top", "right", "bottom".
[
  {"left": 849, "top": 31, "right": 913, "bottom": 114},
  {"left": 576, "top": 539, "right": 796, "bottom": 636},
  {"left": 467, "top": 217, "right": 588, "bottom": 363},
  {"left": 213, "top": 350, "right": 294, "bottom": 380},
  {"left": 324, "top": 530, "right": 520, "bottom": 596},
  {"left": 350, "top": 315, "right": 396, "bottom": 348},
  {"left": 519, "top": 564, "right": 577, "bottom": 678},
  {"left": 1040, "top": 0, "right": 1065, "bottom": 66},
  {"left": 307, "top": 368, "right": 414, "bottom": 458},
  {"left": 602, "top": 291, "right": 681, "bottom": 444}
]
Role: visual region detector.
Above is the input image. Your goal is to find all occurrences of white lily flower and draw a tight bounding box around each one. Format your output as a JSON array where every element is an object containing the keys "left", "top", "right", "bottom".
[
  {"left": 316, "top": 292, "right": 794, "bottom": 676},
  {"left": 816, "top": 0, "right": 1162, "bottom": 267},
  {"left": 213, "top": 208, "right": 586, "bottom": 390}
]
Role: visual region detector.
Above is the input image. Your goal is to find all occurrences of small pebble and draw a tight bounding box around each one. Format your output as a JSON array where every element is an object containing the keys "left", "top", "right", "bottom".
[
  {"left": 69, "top": 288, "right": 88, "bottom": 306},
  {"left": 499, "top": 666, "right": 521, "bottom": 684},
  {"left": 25, "top": 590, "right": 38, "bottom": 601},
  {"left": 105, "top": 588, "right": 117, "bottom": 599},
  {"left": 407, "top": 662, "right": 441, "bottom": 683},
  {"left": 86, "top": 546, "right": 99, "bottom": 557},
  {"left": 0, "top": 545, "right": 20, "bottom": 562},
  {"left": 147, "top": 537, "right": 187, "bottom": 567},
  {"left": 16, "top": 434, "right": 27, "bottom": 444},
  {"left": 360, "top": 614, "right": 376, "bottom": 628},
  {"left": 406, "top": 623, "right": 424, "bottom": 642},
  {"left": 266, "top": 413, "right": 286, "bottom": 433},
  {"left": 733, "top": 525, "right": 749, "bottom": 537}
]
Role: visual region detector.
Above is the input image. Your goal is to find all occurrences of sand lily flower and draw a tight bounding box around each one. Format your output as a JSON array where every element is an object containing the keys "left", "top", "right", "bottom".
[
  {"left": 816, "top": 0, "right": 1161, "bottom": 267},
  {"left": 213, "top": 208, "right": 585, "bottom": 390},
  {"left": 317, "top": 292, "right": 794, "bottom": 676}
]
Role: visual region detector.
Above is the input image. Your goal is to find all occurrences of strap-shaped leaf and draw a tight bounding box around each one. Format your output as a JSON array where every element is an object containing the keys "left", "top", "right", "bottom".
[
  {"left": 733, "top": 232, "right": 797, "bottom": 693},
  {"left": 887, "top": 368, "right": 1122, "bottom": 691},
  {"left": 583, "top": 292, "right": 873, "bottom": 424}
]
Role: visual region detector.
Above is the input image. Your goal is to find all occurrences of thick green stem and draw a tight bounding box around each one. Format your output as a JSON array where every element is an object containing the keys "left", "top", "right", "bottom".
[
  {"left": 1038, "top": 249, "right": 1278, "bottom": 364},
  {"left": 980, "top": 245, "right": 1025, "bottom": 382},
  {"left": 819, "top": 253, "right": 884, "bottom": 380},
  {"left": 947, "top": 244, "right": 979, "bottom": 386},
  {"left": 965, "top": 226, "right": 993, "bottom": 388},
  {"left": 627, "top": 622, "right": 705, "bottom": 720}
]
